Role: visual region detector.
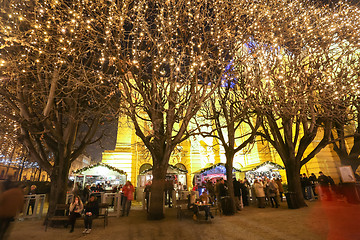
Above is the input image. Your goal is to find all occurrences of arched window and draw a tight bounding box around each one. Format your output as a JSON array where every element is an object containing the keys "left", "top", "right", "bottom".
[
  {"left": 175, "top": 163, "right": 186, "bottom": 171},
  {"left": 139, "top": 163, "right": 152, "bottom": 174}
]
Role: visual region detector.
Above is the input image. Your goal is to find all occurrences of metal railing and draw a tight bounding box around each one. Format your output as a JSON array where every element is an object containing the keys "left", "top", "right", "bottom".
[{"left": 21, "top": 194, "right": 46, "bottom": 219}]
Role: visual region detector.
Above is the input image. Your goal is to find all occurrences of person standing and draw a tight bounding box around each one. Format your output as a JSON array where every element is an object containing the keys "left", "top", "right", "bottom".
[
  {"left": 308, "top": 173, "right": 318, "bottom": 197},
  {"left": 81, "top": 185, "right": 91, "bottom": 204},
  {"left": 0, "top": 183, "right": 24, "bottom": 240},
  {"left": 83, "top": 195, "right": 99, "bottom": 234},
  {"left": 27, "top": 185, "right": 37, "bottom": 215},
  {"left": 302, "top": 174, "right": 313, "bottom": 200},
  {"left": 253, "top": 179, "right": 266, "bottom": 208},
  {"left": 318, "top": 171, "right": 332, "bottom": 201},
  {"left": 121, "top": 181, "right": 135, "bottom": 216},
  {"left": 68, "top": 196, "right": 83, "bottom": 233},
  {"left": 241, "top": 178, "right": 250, "bottom": 206},
  {"left": 165, "top": 179, "right": 174, "bottom": 208},
  {"left": 218, "top": 178, "right": 228, "bottom": 213},
  {"left": 233, "top": 178, "right": 242, "bottom": 211},
  {"left": 269, "top": 179, "right": 280, "bottom": 208},
  {"left": 275, "top": 178, "right": 284, "bottom": 202},
  {"left": 144, "top": 181, "right": 152, "bottom": 212}
]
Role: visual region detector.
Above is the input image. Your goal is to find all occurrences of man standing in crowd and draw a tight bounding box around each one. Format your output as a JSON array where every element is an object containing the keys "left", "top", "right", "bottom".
[
  {"left": 233, "top": 178, "right": 242, "bottom": 211},
  {"left": 308, "top": 173, "right": 318, "bottom": 198}
]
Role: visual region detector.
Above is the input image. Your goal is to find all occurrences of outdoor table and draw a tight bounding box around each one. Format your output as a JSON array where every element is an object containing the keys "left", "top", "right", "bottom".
[{"left": 194, "top": 202, "right": 212, "bottom": 212}]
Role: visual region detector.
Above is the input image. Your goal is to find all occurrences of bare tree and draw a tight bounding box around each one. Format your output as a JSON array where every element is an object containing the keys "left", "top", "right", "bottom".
[
  {"left": 330, "top": 49, "right": 360, "bottom": 173},
  {"left": 197, "top": 67, "right": 260, "bottom": 215},
  {"left": 235, "top": 0, "right": 360, "bottom": 208},
  {"left": 107, "top": 0, "right": 248, "bottom": 219},
  {"left": 0, "top": 0, "right": 121, "bottom": 217}
]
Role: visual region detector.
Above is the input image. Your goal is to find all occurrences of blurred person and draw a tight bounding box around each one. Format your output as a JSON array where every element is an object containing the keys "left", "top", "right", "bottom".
[
  {"left": 269, "top": 179, "right": 280, "bottom": 208},
  {"left": 0, "top": 182, "right": 24, "bottom": 240},
  {"left": 253, "top": 179, "right": 265, "bottom": 208},
  {"left": 264, "top": 178, "right": 271, "bottom": 206},
  {"left": 233, "top": 178, "right": 242, "bottom": 211},
  {"left": 27, "top": 185, "right": 37, "bottom": 215},
  {"left": 121, "top": 181, "right": 134, "bottom": 217},
  {"left": 164, "top": 179, "right": 174, "bottom": 208},
  {"left": 68, "top": 195, "right": 83, "bottom": 233},
  {"left": 199, "top": 190, "right": 214, "bottom": 220},
  {"left": 81, "top": 185, "right": 91, "bottom": 203},
  {"left": 205, "top": 180, "right": 216, "bottom": 203},
  {"left": 275, "top": 178, "right": 284, "bottom": 202},
  {"left": 218, "top": 178, "right": 228, "bottom": 213},
  {"left": 309, "top": 173, "right": 318, "bottom": 197},
  {"left": 303, "top": 173, "right": 313, "bottom": 200},
  {"left": 144, "top": 181, "right": 152, "bottom": 212},
  {"left": 83, "top": 194, "right": 99, "bottom": 234},
  {"left": 187, "top": 191, "right": 199, "bottom": 221},
  {"left": 318, "top": 171, "right": 332, "bottom": 201}
]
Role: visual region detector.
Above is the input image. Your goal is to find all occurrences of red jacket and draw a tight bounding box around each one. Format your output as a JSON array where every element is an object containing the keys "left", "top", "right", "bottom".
[{"left": 122, "top": 184, "right": 134, "bottom": 201}]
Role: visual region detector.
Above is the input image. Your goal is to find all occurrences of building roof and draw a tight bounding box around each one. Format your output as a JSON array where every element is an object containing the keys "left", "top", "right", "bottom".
[
  {"left": 139, "top": 164, "right": 188, "bottom": 175},
  {"left": 243, "top": 161, "right": 285, "bottom": 172},
  {"left": 73, "top": 162, "right": 127, "bottom": 175},
  {"left": 192, "top": 163, "right": 242, "bottom": 175}
]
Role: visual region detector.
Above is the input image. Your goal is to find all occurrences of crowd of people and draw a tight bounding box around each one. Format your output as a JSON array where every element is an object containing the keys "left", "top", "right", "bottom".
[{"left": 300, "top": 171, "right": 355, "bottom": 202}]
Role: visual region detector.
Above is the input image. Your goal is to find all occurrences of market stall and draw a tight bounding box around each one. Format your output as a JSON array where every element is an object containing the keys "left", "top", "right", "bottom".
[
  {"left": 71, "top": 162, "right": 127, "bottom": 191},
  {"left": 244, "top": 161, "right": 285, "bottom": 184},
  {"left": 137, "top": 164, "right": 188, "bottom": 188},
  {"left": 137, "top": 164, "right": 188, "bottom": 202},
  {"left": 192, "top": 163, "right": 242, "bottom": 187}
]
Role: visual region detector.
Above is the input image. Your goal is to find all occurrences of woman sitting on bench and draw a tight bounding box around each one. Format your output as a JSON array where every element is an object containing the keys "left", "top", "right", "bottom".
[
  {"left": 68, "top": 196, "right": 83, "bottom": 233},
  {"left": 83, "top": 194, "right": 99, "bottom": 234}
]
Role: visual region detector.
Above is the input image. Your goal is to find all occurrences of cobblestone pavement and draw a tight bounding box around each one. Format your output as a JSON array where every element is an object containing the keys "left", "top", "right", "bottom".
[{"left": 6, "top": 200, "right": 360, "bottom": 240}]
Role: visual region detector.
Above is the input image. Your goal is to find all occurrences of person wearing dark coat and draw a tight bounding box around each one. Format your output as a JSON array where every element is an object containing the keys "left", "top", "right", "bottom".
[
  {"left": 241, "top": 179, "right": 250, "bottom": 206},
  {"left": 308, "top": 173, "right": 318, "bottom": 197},
  {"left": 302, "top": 174, "right": 313, "bottom": 200},
  {"left": 233, "top": 178, "right": 242, "bottom": 210},
  {"left": 83, "top": 195, "right": 99, "bottom": 234},
  {"left": 164, "top": 180, "right": 174, "bottom": 208},
  {"left": 144, "top": 181, "right": 152, "bottom": 212},
  {"left": 318, "top": 171, "right": 332, "bottom": 201}
]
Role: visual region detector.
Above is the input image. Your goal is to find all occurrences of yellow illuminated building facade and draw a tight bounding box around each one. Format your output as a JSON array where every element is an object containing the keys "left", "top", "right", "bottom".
[{"left": 102, "top": 116, "right": 343, "bottom": 187}]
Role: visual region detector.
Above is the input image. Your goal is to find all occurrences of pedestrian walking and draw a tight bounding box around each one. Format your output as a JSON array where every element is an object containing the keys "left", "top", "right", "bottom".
[{"left": 121, "top": 181, "right": 135, "bottom": 216}]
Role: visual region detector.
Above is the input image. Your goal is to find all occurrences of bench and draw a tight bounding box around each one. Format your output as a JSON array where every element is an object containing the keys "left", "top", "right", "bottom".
[
  {"left": 97, "top": 203, "right": 109, "bottom": 228},
  {"left": 45, "top": 203, "right": 109, "bottom": 231},
  {"left": 45, "top": 204, "right": 69, "bottom": 231}
]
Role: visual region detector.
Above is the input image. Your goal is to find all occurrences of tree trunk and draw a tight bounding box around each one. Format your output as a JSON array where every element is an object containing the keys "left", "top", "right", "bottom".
[
  {"left": 285, "top": 161, "right": 307, "bottom": 208},
  {"left": 148, "top": 163, "right": 167, "bottom": 220},
  {"left": 225, "top": 154, "right": 236, "bottom": 215},
  {"left": 46, "top": 160, "right": 70, "bottom": 219}
]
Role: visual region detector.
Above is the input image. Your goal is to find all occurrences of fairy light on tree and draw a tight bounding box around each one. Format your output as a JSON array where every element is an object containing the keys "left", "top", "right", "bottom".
[
  {"left": 0, "top": 0, "right": 122, "bottom": 217},
  {"left": 101, "top": 0, "right": 249, "bottom": 219},
  {"left": 235, "top": 0, "right": 360, "bottom": 208}
]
